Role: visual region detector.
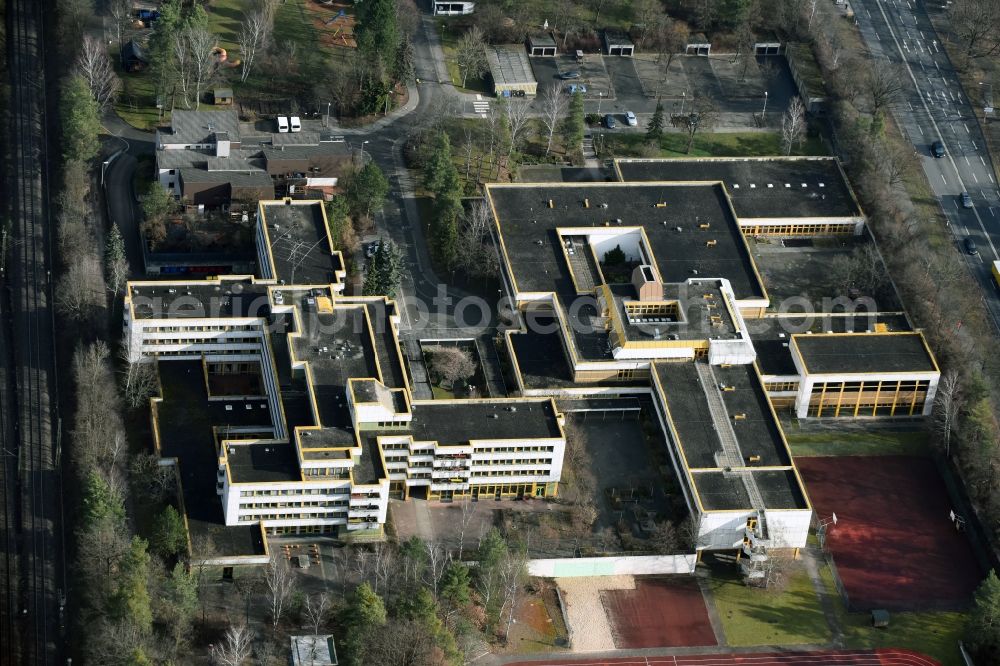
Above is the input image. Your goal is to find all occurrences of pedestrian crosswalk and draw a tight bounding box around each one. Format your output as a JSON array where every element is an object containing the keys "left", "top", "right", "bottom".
[{"left": 472, "top": 95, "right": 490, "bottom": 116}]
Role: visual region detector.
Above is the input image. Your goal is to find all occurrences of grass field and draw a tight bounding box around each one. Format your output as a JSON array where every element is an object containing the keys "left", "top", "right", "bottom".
[
  {"left": 818, "top": 565, "right": 964, "bottom": 666},
  {"left": 782, "top": 426, "right": 931, "bottom": 457},
  {"left": 597, "top": 131, "right": 829, "bottom": 159},
  {"left": 706, "top": 558, "right": 831, "bottom": 646},
  {"left": 114, "top": 68, "right": 163, "bottom": 130}
]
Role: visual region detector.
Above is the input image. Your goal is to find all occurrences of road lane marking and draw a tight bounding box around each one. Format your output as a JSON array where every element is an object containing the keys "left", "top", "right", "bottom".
[
  {"left": 966, "top": 156, "right": 971, "bottom": 165},
  {"left": 982, "top": 155, "right": 987, "bottom": 166},
  {"left": 965, "top": 123, "right": 971, "bottom": 133},
  {"left": 991, "top": 208, "right": 996, "bottom": 217},
  {"left": 942, "top": 173, "right": 947, "bottom": 184},
  {"left": 974, "top": 172, "right": 979, "bottom": 183}
]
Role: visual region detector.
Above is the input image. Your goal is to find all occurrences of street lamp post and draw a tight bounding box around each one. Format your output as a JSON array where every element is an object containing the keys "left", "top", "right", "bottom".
[
  {"left": 598, "top": 92, "right": 604, "bottom": 115},
  {"left": 762, "top": 91, "right": 768, "bottom": 120},
  {"left": 680, "top": 91, "right": 686, "bottom": 115},
  {"left": 324, "top": 102, "right": 331, "bottom": 127},
  {"left": 359, "top": 140, "right": 370, "bottom": 166}
]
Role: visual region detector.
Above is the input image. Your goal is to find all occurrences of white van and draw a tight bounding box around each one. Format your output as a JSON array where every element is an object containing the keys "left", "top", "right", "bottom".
[
  {"left": 277, "top": 116, "right": 289, "bottom": 133},
  {"left": 290, "top": 116, "right": 302, "bottom": 132}
]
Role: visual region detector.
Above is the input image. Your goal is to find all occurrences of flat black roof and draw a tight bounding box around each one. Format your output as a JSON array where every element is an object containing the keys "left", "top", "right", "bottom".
[
  {"left": 655, "top": 362, "right": 790, "bottom": 468},
  {"left": 509, "top": 317, "right": 576, "bottom": 389},
  {"left": 751, "top": 314, "right": 912, "bottom": 376},
  {"left": 793, "top": 332, "right": 936, "bottom": 374},
  {"left": 489, "top": 182, "right": 765, "bottom": 302},
  {"left": 408, "top": 399, "right": 562, "bottom": 444},
  {"left": 226, "top": 442, "right": 300, "bottom": 483},
  {"left": 693, "top": 469, "right": 806, "bottom": 511},
  {"left": 355, "top": 435, "right": 386, "bottom": 485},
  {"left": 156, "top": 361, "right": 273, "bottom": 557},
  {"left": 616, "top": 157, "right": 861, "bottom": 220},
  {"left": 261, "top": 201, "right": 339, "bottom": 285},
  {"left": 130, "top": 280, "right": 270, "bottom": 319}
]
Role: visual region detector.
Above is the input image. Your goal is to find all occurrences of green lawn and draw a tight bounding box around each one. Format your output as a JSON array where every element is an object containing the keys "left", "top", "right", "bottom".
[
  {"left": 596, "top": 131, "right": 829, "bottom": 159},
  {"left": 205, "top": 0, "right": 244, "bottom": 52},
  {"left": 818, "top": 565, "right": 964, "bottom": 666},
  {"left": 782, "top": 426, "right": 931, "bottom": 457},
  {"left": 706, "top": 559, "right": 832, "bottom": 646},
  {"left": 114, "top": 68, "right": 164, "bottom": 130}
]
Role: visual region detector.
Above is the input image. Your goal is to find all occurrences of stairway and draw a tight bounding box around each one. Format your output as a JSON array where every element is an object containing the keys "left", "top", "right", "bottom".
[{"left": 695, "top": 362, "right": 768, "bottom": 539}]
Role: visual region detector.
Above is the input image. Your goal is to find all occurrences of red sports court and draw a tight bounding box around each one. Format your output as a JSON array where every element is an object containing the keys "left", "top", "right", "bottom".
[
  {"left": 506, "top": 648, "right": 940, "bottom": 666},
  {"left": 601, "top": 577, "right": 716, "bottom": 648},
  {"left": 797, "top": 455, "right": 982, "bottom": 611}
]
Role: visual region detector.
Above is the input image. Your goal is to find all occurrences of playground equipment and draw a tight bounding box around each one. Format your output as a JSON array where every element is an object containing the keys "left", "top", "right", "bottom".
[{"left": 212, "top": 46, "right": 241, "bottom": 68}]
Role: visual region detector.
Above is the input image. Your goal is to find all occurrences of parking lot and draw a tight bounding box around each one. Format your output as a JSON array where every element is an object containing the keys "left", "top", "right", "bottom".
[{"left": 529, "top": 54, "right": 612, "bottom": 100}]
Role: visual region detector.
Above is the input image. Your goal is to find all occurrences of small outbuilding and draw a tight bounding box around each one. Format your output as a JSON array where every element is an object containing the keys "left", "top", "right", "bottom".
[
  {"left": 433, "top": 1, "right": 474, "bottom": 15},
  {"left": 602, "top": 30, "right": 634, "bottom": 57},
  {"left": 213, "top": 87, "right": 234, "bottom": 105},
  {"left": 290, "top": 635, "right": 338, "bottom": 666},
  {"left": 121, "top": 39, "right": 148, "bottom": 73},
  {"left": 527, "top": 33, "right": 557, "bottom": 57},
  {"left": 754, "top": 31, "right": 782, "bottom": 56},
  {"left": 487, "top": 45, "right": 538, "bottom": 97},
  {"left": 686, "top": 33, "right": 711, "bottom": 56}
]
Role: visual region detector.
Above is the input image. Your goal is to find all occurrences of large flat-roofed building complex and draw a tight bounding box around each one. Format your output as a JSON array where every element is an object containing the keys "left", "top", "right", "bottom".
[
  {"left": 126, "top": 199, "right": 566, "bottom": 562},
  {"left": 488, "top": 180, "right": 811, "bottom": 551}
]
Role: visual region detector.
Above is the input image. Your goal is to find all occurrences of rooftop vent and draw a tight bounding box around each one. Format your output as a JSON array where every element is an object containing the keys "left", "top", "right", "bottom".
[{"left": 600, "top": 202, "right": 609, "bottom": 209}]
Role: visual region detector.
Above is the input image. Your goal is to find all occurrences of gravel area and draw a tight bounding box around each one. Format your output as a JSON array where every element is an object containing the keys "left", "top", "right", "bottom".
[{"left": 556, "top": 575, "right": 635, "bottom": 651}]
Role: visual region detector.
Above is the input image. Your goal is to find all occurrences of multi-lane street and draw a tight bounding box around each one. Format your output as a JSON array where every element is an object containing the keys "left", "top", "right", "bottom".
[{"left": 854, "top": 0, "right": 1000, "bottom": 328}]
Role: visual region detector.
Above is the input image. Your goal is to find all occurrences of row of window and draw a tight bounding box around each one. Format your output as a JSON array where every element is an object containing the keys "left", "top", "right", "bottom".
[
  {"left": 811, "top": 380, "right": 931, "bottom": 392},
  {"left": 144, "top": 324, "right": 258, "bottom": 333},
  {"left": 239, "top": 510, "right": 347, "bottom": 522},
  {"left": 239, "top": 499, "right": 348, "bottom": 510},
  {"left": 743, "top": 223, "right": 856, "bottom": 236},
  {"left": 764, "top": 381, "right": 800, "bottom": 392},
  {"left": 302, "top": 468, "right": 350, "bottom": 478},
  {"left": 238, "top": 487, "right": 351, "bottom": 497},
  {"left": 143, "top": 337, "right": 260, "bottom": 346}
]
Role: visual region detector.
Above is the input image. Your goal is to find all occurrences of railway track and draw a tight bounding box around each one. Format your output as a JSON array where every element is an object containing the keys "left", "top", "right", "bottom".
[{"left": 3, "top": 0, "right": 60, "bottom": 661}]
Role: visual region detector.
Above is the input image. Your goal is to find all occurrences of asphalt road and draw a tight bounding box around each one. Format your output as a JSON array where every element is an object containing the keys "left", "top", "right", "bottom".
[{"left": 853, "top": 0, "right": 1000, "bottom": 329}]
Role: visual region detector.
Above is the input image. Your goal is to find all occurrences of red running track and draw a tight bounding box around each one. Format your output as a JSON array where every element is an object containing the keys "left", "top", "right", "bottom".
[{"left": 506, "top": 648, "right": 940, "bottom": 666}]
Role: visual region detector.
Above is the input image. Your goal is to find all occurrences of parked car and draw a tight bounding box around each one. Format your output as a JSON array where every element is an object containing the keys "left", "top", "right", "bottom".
[
  {"left": 625, "top": 111, "right": 638, "bottom": 126},
  {"left": 604, "top": 114, "right": 616, "bottom": 129},
  {"left": 277, "top": 116, "right": 289, "bottom": 133},
  {"left": 566, "top": 83, "right": 587, "bottom": 95},
  {"left": 290, "top": 116, "right": 302, "bottom": 132},
  {"left": 961, "top": 191, "right": 973, "bottom": 209},
  {"left": 137, "top": 9, "right": 160, "bottom": 23},
  {"left": 964, "top": 237, "right": 978, "bottom": 255},
  {"left": 559, "top": 70, "right": 581, "bottom": 80},
  {"left": 931, "top": 141, "right": 945, "bottom": 158}
]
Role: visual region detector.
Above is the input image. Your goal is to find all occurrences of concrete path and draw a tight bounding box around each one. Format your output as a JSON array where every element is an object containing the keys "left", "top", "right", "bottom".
[{"left": 802, "top": 547, "right": 845, "bottom": 647}]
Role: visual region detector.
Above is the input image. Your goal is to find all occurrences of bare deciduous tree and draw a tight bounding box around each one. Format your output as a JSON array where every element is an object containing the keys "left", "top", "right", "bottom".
[
  {"left": 210, "top": 622, "right": 254, "bottom": 666},
  {"left": 108, "top": 0, "right": 133, "bottom": 51},
  {"left": 57, "top": 256, "right": 106, "bottom": 326},
  {"left": 264, "top": 550, "right": 296, "bottom": 628},
  {"left": 76, "top": 35, "right": 121, "bottom": 111},
  {"left": 120, "top": 343, "right": 158, "bottom": 409},
  {"left": 238, "top": 10, "right": 267, "bottom": 83},
  {"left": 499, "top": 548, "right": 528, "bottom": 641},
  {"left": 423, "top": 540, "right": 448, "bottom": 598},
  {"left": 455, "top": 25, "right": 488, "bottom": 88},
  {"left": 425, "top": 346, "right": 477, "bottom": 385},
  {"left": 781, "top": 96, "right": 806, "bottom": 156},
  {"left": 303, "top": 592, "right": 332, "bottom": 635},
  {"left": 867, "top": 64, "right": 904, "bottom": 122},
  {"left": 934, "top": 369, "right": 963, "bottom": 458},
  {"left": 504, "top": 96, "right": 532, "bottom": 160},
  {"left": 949, "top": 0, "right": 1000, "bottom": 62},
  {"left": 187, "top": 26, "right": 219, "bottom": 110},
  {"left": 539, "top": 84, "right": 568, "bottom": 156}
]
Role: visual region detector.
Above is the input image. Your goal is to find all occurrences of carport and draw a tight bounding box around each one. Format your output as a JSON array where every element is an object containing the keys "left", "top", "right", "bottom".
[
  {"left": 602, "top": 30, "right": 635, "bottom": 57},
  {"left": 555, "top": 397, "right": 642, "bottom": 421},
  {"left": 527, "top": 33, "right": 557, "bottom": 57},
  {"left": 754, "top": 32, "right": 781, "bottom": 56},
  {"left": 488, "top": 45, "right": 538, "bottom": 97},
  {"left": 686, "top": 33, "right": 711, "bottom": 56}
]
